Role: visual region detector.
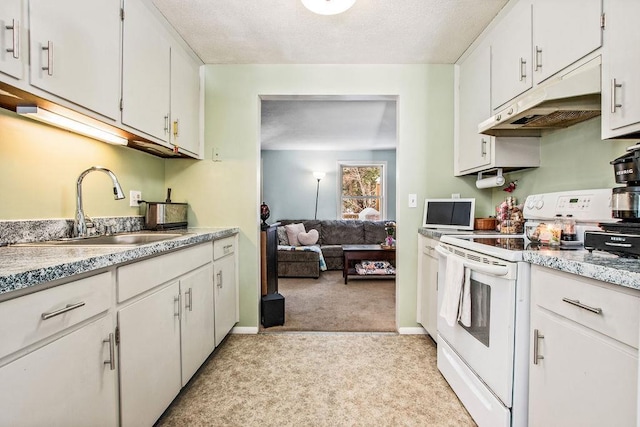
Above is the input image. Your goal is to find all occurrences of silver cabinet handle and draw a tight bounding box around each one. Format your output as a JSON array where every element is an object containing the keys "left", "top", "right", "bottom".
[
  {"left": 42, "top": 40, "right": 53, "bottom": 76},
  {"left": 103, "top": 333, "right": 116, "bottom": 371},
  {"left": 164, "top": 115, "right": 169, "bottom": 134},
  {"left": 223, "top": 244, "right": 233, "bottom": 254},
  {"left": 562, "top": 297, "right": 602, "bottom": 314},
  {"left": 534, "top": 46, "right": 542, "bottom": 71},
  {"left": 217, "top": 271, "right": 223, "bottom": 288},
  {"left": 5, "top": 19, "right": 19, "bottom": 59},
  {"left": 519, "top": 57, "right": 527, "bottom": 81},
  {"left": 174, "top": 294, "right": 181, "bottom": 317},
  {"left": 611, "top": 78, "right": 623, "bottom": 113},
  {"left": 185, "top": 287, "right": 193, "bottom": 312},
  {"left": 480, "top": 139, "right": 487, "bottom": 157},
  {"left": 533, "top": 329, "right": 544, "bottom": 365},
  {"left": 41, "top": 301, "right": 85, "bottom": 320}
]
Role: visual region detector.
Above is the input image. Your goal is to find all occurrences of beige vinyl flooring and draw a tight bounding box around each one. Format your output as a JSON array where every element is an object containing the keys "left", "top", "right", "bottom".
[{"left": 156, "top": 333, "right": 476, "bottom": 426}]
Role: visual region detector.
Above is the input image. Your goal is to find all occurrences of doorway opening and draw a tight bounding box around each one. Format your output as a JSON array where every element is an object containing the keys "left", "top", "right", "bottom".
[{"left": 259, "top": 95, "right": 398, "bottom": 332}]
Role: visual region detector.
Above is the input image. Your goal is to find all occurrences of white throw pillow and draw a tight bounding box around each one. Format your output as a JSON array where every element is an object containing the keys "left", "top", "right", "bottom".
[
  {"left": 297, "top": 229, "right": 319, "bottom": 246},
  {"left": 284, "top": 223, "right": 306, "bottom": 246}
]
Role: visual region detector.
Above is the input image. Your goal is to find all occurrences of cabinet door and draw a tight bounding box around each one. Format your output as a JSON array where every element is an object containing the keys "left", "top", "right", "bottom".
[
  {"left": 0, "top": 316, "right": 118, "bottom": 427},
  {"left": 529, "top": 310, "right": 637, "bottom": 426},
  {"left": 171, "top": 45, "right": 201, "bottom": 157},
  {"left": 491, "top": 0, "right": 533, "bottom": 109},
  {"left": 0, "top": 0, "right": 24, "bottom": 80},
  {"left": 122, "top": 0, "right": 171, "bottom": 142},
  {"left": 424, "top": 253, "right": 438, "bottom": 340},
  {"left": 119, "top": 282, "right": 182, "bottom": 427},
  {"left": 214, "top": 254, "right": 237, "bottom": 346},
  {"left": 532, "top": 0, "right": 602, "bottom": 84},
  {"left": 29, "top": 0, "right": 120, "bottom": 120},
  {"left": 456, "top": 42, "right": 492, "bottom": 174},
  {"left": 180, "top": 264, "right": 215, "bottom": 386},
  {"left": 602, "top": 0, "right": 640, "bottom": 137}
]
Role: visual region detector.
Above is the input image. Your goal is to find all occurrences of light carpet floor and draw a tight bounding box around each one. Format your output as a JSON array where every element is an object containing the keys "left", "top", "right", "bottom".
[
  {"left": 262, "top": 271, "right": 396, "bottom": 332},
  {"left": 156, "top": 333, "right": 476, "bottom": 427}
]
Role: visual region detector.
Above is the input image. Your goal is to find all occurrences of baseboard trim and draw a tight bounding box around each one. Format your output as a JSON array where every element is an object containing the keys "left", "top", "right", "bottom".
[
  {"left": 398, "top": 327, "right": 427, "bottom": 335},
  {"left": 231, "top": 326, "right": 259, "bottom": 334}
]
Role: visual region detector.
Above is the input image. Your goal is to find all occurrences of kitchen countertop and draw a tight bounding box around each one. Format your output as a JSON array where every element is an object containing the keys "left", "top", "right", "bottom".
[
  {"left": 418, "top": 227, "right": 640, "bottom": 291},
  {"left": 0, "top": 227, "right": 238, "bottom": 300}
]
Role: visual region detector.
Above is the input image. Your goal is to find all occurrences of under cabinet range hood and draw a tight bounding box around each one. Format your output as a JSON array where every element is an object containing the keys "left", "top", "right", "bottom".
[{"left": 479, "top": 57, "right": 602, "bottom": 137}]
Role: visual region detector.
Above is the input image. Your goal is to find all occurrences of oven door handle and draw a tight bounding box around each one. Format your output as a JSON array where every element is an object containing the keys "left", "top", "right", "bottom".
[{"left": 435, "top": 245, "right": 510, "bottom": 277}]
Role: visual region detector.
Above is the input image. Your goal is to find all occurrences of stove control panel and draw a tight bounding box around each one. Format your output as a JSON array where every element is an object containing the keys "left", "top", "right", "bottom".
[{"left": 524, "top": 189, "right": 613, "bottom": 223}]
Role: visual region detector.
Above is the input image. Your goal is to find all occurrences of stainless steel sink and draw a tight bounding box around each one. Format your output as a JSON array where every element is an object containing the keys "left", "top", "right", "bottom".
[{"left": 15, "top": 232, "right": 192, "bottom": 247}]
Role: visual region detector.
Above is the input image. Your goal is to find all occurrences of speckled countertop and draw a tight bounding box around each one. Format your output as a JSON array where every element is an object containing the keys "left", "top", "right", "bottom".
[
  {"left": 0, "top": 227, "right": 238, "bottom": 299},
  {"left": 418, "top": 227, "right": 640, "bottom": 291}
]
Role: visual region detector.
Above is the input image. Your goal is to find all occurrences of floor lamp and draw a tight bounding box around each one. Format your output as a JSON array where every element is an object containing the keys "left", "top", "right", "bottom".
[{"left": 313, "top": 171, "right": 325, "bottom": 220}]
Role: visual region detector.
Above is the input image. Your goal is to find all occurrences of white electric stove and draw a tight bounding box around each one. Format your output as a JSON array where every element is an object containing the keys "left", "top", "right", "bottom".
[{"left": 435, "top": 189, "right": 614, "bottom": 427}]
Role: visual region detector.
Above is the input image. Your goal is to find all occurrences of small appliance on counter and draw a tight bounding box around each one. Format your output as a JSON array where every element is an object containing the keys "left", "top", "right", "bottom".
[
  {"left": 585, "top": 145, "right": 640, "bottom": 257},
  {"left": 140, "top": 188, "right": 188, "bottom": 230}
]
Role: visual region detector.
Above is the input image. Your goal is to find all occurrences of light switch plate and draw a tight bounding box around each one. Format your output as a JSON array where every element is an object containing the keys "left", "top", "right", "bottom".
[
  {"left": 451, "top": 193, "right": 461, "bottom": 199},
  {"left": 408, "top": 193, "right": 417, "bottom": 208}
]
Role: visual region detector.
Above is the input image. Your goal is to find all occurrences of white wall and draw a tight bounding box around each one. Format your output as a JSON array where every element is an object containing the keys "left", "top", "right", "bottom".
[{"left": 165, "top": 64, "right": 489, "bottom": 329}]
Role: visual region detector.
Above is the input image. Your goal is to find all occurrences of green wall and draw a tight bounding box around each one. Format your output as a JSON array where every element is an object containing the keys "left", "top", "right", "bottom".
[
  {"left": 491, "top": 118, "right": 630, "bottom": 207},
  {"left": 0, "top": 108, "right": 166, "bottom": 220},
  {"left": 165, "top": 64, "right": 488, "bottom": 330}
]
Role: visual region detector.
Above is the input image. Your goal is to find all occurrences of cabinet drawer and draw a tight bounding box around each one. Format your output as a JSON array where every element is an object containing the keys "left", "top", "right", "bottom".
[
  {"left": 421, "top": 237, "right": 438, "bottom": 258},
  {"left": 117, "top": 243, "right": 213, "bottom": 303},
  {"left": 0, "top": 272, "right": 112, "bottom": 361},
  {"left": 214, "top": 236, "right": 235, "bottom": 260},
  {"left": 532, "top": 266, "right": 640, "bottom": 348}
]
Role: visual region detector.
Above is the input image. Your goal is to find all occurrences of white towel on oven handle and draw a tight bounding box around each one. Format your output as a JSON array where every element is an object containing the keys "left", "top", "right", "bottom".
[
  {"left": 439, "top": 254, "right": 467, "bottom": 327},
  {"left": 458, "top": 268, "right": 471, "bottom": 327}
]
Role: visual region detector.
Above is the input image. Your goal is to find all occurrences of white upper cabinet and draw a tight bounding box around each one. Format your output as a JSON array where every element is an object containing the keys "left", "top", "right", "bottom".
[
  {"left": 29, "top": 0, "right": 121, "bottom": 120},
  {"left": 170, "top": 44, "right": 202, "bottom": 157},
  {"left": 601, "top": 0, "right": 640, "bottom": 139},
  {"left": 531, "top": 0, "right": 602, "bottom": 85},
  {"left": 122, "top": 0, "right": 171, "bottom": 143},
  {"left": 456, "top": 41, "right": 493, "bottom": 174},
  {"left": 0, "top": 0, "right": 25, "bottom": 80},
  {"left": 491, "top": 0, "right": 532, "bottom": 110}
]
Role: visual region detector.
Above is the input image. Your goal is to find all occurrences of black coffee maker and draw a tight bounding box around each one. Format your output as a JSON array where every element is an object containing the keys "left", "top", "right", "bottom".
[{"left": 584, "top": 145, "right": 640, "bottom": 257}]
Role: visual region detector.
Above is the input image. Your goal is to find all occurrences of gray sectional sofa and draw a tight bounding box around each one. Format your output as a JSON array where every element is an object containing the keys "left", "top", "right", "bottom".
[{"left": 276, "top": 219, "right": 391, "bottom": 278}]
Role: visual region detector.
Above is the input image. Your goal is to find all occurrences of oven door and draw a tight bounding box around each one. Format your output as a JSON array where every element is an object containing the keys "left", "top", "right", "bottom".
[{"left": 436, "top": 244, "right": 517, "bottom": 408}]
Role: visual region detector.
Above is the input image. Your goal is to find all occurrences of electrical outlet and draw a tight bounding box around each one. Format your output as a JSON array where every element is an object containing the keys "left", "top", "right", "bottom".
[
  {"left": 212, "top": 146, "right": 221, "bottom": 162},
  {"left": 129, "top": 190, "right": 142, "bottom": 207},
  {"left": 408, "top": 193, "right": 417, "bottom": 208},
  {"left": 451, "top": 193, "right": 461, "bottom": 199}
]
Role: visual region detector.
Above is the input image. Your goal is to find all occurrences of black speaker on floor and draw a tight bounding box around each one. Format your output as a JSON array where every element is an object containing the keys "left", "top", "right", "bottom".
[{"left": 261, "top": 293, "right": 285, "bottom": 327}]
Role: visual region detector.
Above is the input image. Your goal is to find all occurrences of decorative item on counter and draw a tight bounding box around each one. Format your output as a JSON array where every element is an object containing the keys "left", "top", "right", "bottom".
[
  {"left": 382, "top": 221, "right": 396, "bottom": 248},
  {"left": 260, "top": 202, "right": 271, "bottom": 226},
  {"left": 561, "top": 215, "right": 577, "bottom": 241},
  {"left": 474, "top": 217, "right": 497, "bottom": 230},
  {"left": 503, "top": 180, "right": 518, "bottom": 193},
  {"left": 496, "top": 196, "right": 524, "bottom": 234}
]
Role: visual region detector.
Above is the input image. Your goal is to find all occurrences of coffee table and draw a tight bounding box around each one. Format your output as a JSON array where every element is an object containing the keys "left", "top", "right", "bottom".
[{"left": 342, "top": 244, "right": 396, "bottom": 284}]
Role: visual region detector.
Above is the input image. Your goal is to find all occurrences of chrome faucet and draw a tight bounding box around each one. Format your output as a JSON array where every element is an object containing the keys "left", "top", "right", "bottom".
[{"left": 74, "top": 166, "right": 125, "bottom": 238}]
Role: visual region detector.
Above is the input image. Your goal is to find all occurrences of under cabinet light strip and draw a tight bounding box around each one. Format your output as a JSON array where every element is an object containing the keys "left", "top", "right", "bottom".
[{"left": 16, "top": 106, "right": 128, "bottom": 146}]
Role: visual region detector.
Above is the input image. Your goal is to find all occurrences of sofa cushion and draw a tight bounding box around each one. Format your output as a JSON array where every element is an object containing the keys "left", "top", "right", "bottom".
[
  {"left": 298, "top": 229, "right": 319, "bottom": 245},
  {"left": 278, "top": 220, "right": 322, "bottom": 243},
  {"left": 320, "top": 244, "right": 343, "bottom": 258},
  {"left": 320, "top": 220, "right": 365, "bottom": 245},
  {"left": 277, "top": 226, "right": 289, "bottom": 245},
  {"left": 364, "top": 221, "right": 389, "bottom": 244},
  {"left": 285, "top": 223, "right": 306, "bottom": 246},
  {"left": 277, "top": 249, "right": 320, "bottom": 262}
]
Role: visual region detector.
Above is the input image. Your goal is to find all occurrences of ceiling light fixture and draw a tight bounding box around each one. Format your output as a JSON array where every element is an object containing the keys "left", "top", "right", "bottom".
[
  {"left": 301, "top": 0, "right": 356, "bottom": 15},
  {"left": 17, "top": 106, "right": 128, "bottom": 146}
]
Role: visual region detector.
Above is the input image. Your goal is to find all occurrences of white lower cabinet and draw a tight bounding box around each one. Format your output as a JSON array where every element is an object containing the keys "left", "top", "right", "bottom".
[
  {"left": 0, "top": 315, "right": 118, "bottom": 427},
  {"left": 529, "top": 265, "right": 639, "bottom": 426},
  {"left": 416, "top": 234, "right": 438, "bottom": 339},
  {"left": 117, "top": 242, "right": 217, "bottom": 426},
  {"left": 213, "top": 236, "right": 239, "bottom": 346},
  {"left": 118, "top": 281, "right": 182, "bottom": 427}
]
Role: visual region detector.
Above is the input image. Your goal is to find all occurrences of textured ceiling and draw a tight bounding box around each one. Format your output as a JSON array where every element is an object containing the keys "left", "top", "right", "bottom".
[
  {"left": 150, "top": 0, "right": 508, "bottom": 150},
  {"left": 261, "top": 98, "right": 397, "bottom": 150},
  {"left": 151, "top": 0, "right": 508, "bottom": 64}
]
